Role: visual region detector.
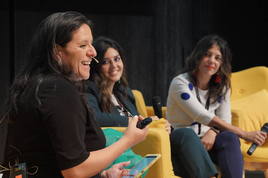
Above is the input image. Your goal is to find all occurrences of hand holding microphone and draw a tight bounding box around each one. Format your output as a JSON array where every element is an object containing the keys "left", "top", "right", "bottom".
[{"left": 247, "top": 123, "right": 268, "bottom": 155}]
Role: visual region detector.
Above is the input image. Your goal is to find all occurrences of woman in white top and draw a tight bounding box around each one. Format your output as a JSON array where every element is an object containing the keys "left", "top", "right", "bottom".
[{"left": 167, "top": 34, "right": 267, "bottom": 178}]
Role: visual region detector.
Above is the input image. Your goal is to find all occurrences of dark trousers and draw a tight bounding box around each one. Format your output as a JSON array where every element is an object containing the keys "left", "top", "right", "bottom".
[
  {"left": 209, "top": 131, "right": 243, "bottom": 178},
  {"left": 170, "top": 128, "right": 243, "bottom": 178},
  {"left": 170, "top": 128, "right": 217, "bottom": 178}
]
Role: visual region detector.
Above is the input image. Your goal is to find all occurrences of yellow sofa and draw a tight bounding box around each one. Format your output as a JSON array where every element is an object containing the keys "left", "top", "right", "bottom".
[{"left": 231, "top": 66, "right": 268, "bottom": 175}]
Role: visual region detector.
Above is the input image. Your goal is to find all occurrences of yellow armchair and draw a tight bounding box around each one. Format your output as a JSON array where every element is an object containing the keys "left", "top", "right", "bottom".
[
  {"left": 105, "top": 127, "right": 177, "bottom": 178},
  {"left": 131, "top": 90, "right": 167, "bottom": 118},
  {"left": 131, "top": 89, "right": 178, "bottom": 178},
  {"left": 231, "top": 66, "right": 268, "bottom": 176},
  {"left": 231, "top": 66, "right": 268, "bottom": 100}
]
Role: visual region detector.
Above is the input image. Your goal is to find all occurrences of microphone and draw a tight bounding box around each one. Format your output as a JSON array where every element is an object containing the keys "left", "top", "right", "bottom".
[
  {"left": 247, "top": 123, "right": 268, "bottom": 155},
  {"left": 136, "top": 117, "right": 152, "bottom": 129},
  {"left": 152, "top": 96, "right": 162, "bottom": 118}
]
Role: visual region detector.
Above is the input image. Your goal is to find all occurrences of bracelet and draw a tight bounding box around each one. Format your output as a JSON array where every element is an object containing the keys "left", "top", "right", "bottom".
[{"left": 210, "top": 127, "right": 220, "bottom": 134}]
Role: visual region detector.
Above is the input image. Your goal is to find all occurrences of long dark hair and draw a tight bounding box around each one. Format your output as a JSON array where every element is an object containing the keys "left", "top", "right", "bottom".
[
  {"left": 185, "top": 34, "right": 232, "bottom": 103},
  {"left": 1, "top": 11, "right": 92, "bottom": 122},
  {"left": 90, "top": 36, "right": 128, "bottom": 112}
]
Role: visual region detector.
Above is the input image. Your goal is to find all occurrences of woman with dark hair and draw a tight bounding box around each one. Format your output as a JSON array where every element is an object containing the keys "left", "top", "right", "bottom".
[
  {"left": 86, "top": 36, "right": 133, "bottom": 127},
  {"left": 167, "top": 34, "right": 267, "bottom": 178},
  {"left": 2, "top": 11, "right": 147, "bottom": 178},
  {"left": 86, "top": 36, "right": 171, "bottom": 133}
]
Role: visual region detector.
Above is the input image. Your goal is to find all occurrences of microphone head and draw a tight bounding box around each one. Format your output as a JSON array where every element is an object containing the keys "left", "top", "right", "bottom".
[
  {"left": 261, "top": 123, "right": 268, "bottom": 133},
  {"left": 152, "top": 96, "right": 161, "bottom": 104},
  {"left": 152, "top": 96, "right": 162, "bottom": 118}
]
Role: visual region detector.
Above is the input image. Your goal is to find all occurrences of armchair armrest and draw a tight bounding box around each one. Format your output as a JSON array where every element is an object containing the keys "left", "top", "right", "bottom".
[
  {"left": 146, "top": 106, "right": 167, "bottom": 119},
  {"left": 102, "top": 127, "right": 178, "bottom": 178},
  {"left": 231, "top": 89, "right": 268, "bottom": 163}
]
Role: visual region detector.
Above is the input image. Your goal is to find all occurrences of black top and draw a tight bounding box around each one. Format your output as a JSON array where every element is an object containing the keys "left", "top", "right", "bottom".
[
  {"left": 86, "top": 81, "right": 138, "bottom": 127},
  {"left": 5, "top": 75, "right": 106, "bottom": 178}
]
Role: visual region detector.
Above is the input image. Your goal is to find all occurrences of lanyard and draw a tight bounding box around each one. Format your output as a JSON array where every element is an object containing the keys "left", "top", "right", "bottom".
[
  {"left": 116, "top": 105, "right": 133, "bottom": 117},
  {"left": 195, "top": 87, "right": 210, "bottom": 110},
  {"left": 192, "top": 87, "right": 210, "bottom": 135},
  {"left": 113, "top": 94, "right": 133, "bottom": 117}
]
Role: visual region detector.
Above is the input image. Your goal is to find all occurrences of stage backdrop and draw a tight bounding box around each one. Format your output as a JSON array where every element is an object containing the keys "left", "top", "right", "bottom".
[{"left": 1, "top": 0, "right": 267, "bottom": 113}]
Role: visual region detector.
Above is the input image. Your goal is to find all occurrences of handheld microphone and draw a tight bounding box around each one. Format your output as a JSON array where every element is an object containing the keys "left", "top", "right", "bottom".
[
  {"left": 136, "top": 117, "right": 152, "bottom": 129},
  {"left": 152, "top": 96, "right": 162, "bottom": 118},
  {"left": 247, "top": 123, "right": 268, "bottom": 155}
]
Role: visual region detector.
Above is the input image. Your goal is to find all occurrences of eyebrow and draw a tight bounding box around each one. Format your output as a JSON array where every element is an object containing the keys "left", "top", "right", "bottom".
[
  {"left": 207, "top": 50, "right": 222, "bottom": 56},
  {"left": 79, "top": 39, "right": 92, "bottom": 44},
  {"left": 103, "top": 55, "right": 120, "bottom": 59}
]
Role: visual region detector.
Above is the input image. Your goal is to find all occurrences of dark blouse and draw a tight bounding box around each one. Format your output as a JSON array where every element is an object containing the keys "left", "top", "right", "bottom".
[
  {"left": 86, "top": 81, "right": 138, "bottom": 127},
  {"left": 5, "top": 75, "right": 105, "bottom": 178}
]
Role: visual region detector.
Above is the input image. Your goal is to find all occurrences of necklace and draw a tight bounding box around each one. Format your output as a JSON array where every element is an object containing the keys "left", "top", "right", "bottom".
[{"left": 111, "top": 94, "right": 133, "bottom": 117}]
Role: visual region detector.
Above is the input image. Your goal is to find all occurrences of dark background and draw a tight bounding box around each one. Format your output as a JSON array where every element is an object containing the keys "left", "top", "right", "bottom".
[{"left": 0, "top": 0, "right": 267, "bottom": 111}]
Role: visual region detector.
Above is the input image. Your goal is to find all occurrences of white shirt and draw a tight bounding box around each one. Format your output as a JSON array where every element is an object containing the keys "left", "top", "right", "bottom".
[{"left": 167, "top": 73, "right": 231, "bottom": 137}]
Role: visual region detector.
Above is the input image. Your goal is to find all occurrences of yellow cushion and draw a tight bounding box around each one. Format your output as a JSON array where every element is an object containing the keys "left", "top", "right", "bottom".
[
  {"left": 149, "top": 119, "right": 167, "bottom": 129},
  {"left": 231, "top": 66, "right": 268, "bottom": 100},
  {"left": 231, "top": 89, "right": 268, "bottom": 162}
]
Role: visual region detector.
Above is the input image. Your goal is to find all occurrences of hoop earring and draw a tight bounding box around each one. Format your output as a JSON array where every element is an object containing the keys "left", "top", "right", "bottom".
[{"left": 56, "top": 57, "right": 62, "bottom": 66}]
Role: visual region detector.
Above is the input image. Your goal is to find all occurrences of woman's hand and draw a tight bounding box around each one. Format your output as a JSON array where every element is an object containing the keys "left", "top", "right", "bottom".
[
  {"left": 101, "top": 161, "right": 130, "bottom": 178},
  {"left": 201, "top": 129, "right": 217, "bottom": 150},
  {"left": 124, "top": 115, "right": 148, "bottom": 147},
  {"left": 208, "top": 116, "right": 267, "bottom": 146},
  {"left": 242, "top": 130, "right": 267, "bottom": 146}
]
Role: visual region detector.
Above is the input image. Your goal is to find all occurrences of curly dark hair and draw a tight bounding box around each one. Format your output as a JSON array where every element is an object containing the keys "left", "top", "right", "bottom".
[{"left": 185, "top": 34, "right": 232, "bottom": 103}]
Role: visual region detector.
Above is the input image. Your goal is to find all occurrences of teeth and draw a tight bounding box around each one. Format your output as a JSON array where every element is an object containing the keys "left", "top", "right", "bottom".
[{"left": 81, "top": 61, "right": 91, "bottom": 65}]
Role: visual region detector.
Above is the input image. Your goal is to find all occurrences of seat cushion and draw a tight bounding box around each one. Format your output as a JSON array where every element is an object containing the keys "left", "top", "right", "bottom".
[{"left": 231, "top": 89, "right": 268, "bottom": 162}]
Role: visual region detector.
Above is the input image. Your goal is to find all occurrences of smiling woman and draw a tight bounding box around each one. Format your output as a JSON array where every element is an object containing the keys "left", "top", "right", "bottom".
[
  {"left": 1, "top": 11, "right": 148, "bottom": 178},
  {"left": 167, "top": 34, "right": 267, "bottom": 178},
  {"left": 100, "top": 47, "right": 124, "bottom": 84},
  {"left": 55, "top": 24, "right": 96, "bottom": 81},
  {"left": 87, "top": 36, "right": 129, "bottom": 114}
]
